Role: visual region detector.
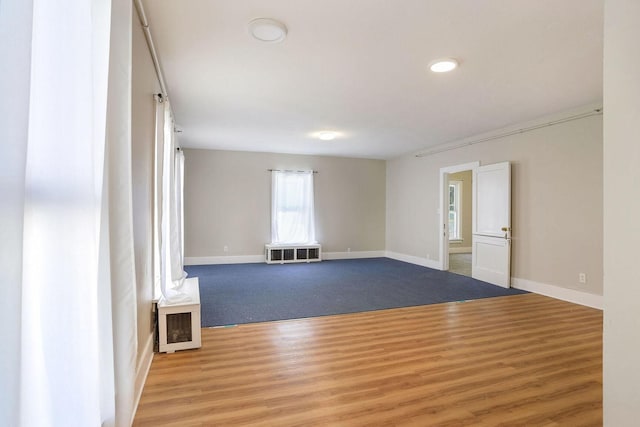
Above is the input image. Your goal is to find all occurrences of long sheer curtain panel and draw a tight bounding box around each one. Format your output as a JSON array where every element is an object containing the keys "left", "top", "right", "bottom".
[
  {"left": 152, "top": 95, "right": 164, "bottom": 299},
  {"left": 271, "top": 171, "right": 317, "bottom": 244},
  {"left": 156, "top": 98, "right": 189, "bottom": 303},
  {"left": 0, "top": 0, "right": 137, "bottom": 425}
]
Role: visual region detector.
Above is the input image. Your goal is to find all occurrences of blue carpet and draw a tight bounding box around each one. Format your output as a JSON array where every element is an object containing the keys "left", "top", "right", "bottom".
[{"left": 185, "top": 258, "right": 527, "bottom": 327}]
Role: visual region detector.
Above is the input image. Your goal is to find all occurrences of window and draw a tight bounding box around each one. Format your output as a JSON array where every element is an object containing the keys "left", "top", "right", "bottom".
[
  {"left": 448, "top": 181, "right": 462, "bottom": 240},
  {"left": 271, "top": 171, "right": 316, "bottom": 244}
]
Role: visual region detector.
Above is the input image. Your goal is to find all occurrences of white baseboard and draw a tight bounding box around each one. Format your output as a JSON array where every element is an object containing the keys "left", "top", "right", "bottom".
[
  {"left": 132, "top": 331, "right": 155, "bottom": 424},
  {"left": 449, "top": 246, "right": 472, "bottom": 254},
  {"left": 385, "top": 251, "right": 442, "bottom": 270},
  {"left": 511, "top": 277, "right": 603, "bottom": 310},
  {"left": 186, "top": 251, "right": 387, "bottom": 265},
  {"left": 184, "top": 255, "right": 264, "bottom": 265},
  {"left": 323, "top": 251, "right": 385, "bottom": 260}
]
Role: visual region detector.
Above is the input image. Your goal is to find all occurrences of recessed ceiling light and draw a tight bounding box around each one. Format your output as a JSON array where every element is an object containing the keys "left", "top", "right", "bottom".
[
  {"left": 248, "top": 18, "right": 287, "bottom": 43},
  {"left": 317, "top": 131, "right": 338, "bottom": 141},
  {"left": 429, "top": 58, "right": 459, "bottom": 73}
]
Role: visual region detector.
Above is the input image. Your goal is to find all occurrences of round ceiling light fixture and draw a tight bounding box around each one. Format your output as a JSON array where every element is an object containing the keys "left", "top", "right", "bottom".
[
  {"left": 248, "top": 18, "right": 288, "bottom": 43},
  {"left": 317, "top": 131, "right": 338, "bottom": 141},
  {"left": 429, "top": 58, "right": 459, "bottom": 73}
]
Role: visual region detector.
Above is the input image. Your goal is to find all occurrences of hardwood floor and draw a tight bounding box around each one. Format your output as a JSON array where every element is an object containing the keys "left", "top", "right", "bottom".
[
  {"left": 449, "top": 253, "right": 472, "bottom": 277},
  {"left": 134, "top": 294, "right": 602, "bottom": 426}
]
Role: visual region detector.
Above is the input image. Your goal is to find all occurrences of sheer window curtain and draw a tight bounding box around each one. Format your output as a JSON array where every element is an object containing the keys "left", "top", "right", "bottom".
[
  {"left": 155, "top": 98, "right": 188, "bottom": 303},
  {"left": 152, "top": 96, "right": 164, "bottom": 299},
  {"left": 271, "top": 171, "right": 316, "bottom": 244},
  {"left": 1, "top": 0, "right": 137, "bottom": 425},
  {"left": 0, "top": 0, "right": 34, "bottom": 423},
  {"left": 175, "top": 147, "right": 186, "bottom": 272}
]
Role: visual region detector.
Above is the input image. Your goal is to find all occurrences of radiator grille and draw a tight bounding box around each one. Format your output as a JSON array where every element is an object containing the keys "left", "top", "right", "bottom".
[
  {"left": 265, "top": 244, "right": 322, "bottom": 264},
  {"left": 166, "top": 312, "right": 192, "bottom": 344}
]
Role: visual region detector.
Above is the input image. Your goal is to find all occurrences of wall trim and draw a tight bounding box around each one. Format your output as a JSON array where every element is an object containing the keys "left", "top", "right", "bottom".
[
  {"left": 385, "top": 251, "right": 442, "bottom": 270},
  {"left": 511, "top": 277, "right": 603, "bottom": 310},
  {"left": 323, "top": 251, "right": 385, "bottom": 260},
  {"left": 382, "top": 255, "right": 604, "bottom": 311},
  {"left": 186, "top": 251, "right": 388, "bottom": 265},
  {"left": 414, "top": 102, "right": 603, "bottom": 158},
  {"left": 449, "top": 246, "right": 472, "bottom": 254},
  {"left": 185, "top": 255, "right": 264, "bottom": 265},
  {"left": 132, "top": 331, "right": 155, "bottom": 424}
]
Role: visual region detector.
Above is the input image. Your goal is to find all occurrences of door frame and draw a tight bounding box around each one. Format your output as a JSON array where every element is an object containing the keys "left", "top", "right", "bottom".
[{"left": 438, "top": 161, "right": 480, "bottom": 271}]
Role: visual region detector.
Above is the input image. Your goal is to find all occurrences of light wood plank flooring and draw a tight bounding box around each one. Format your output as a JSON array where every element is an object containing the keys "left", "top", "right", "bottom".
[
  {"left": 449, "top": 253, "right": 472, "bottom": 277},
  {"left": 134, "top": 293, "right": 602, "bottom": 426}
]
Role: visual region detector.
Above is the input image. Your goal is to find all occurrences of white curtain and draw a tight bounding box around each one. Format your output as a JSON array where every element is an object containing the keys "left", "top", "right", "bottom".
[
  {"left": 152, "top": 96, "right": 164, "bottom": 300},
  {"left": 0, "top": 0, "right": 34, "bottom": 423},
  {"left": 0, "top": 0, "right": 137, "bottom": 425},
  {"left": 174, "top": 148, "right": 186, "bottom": 271},
  {"left": 157, "top": 99, "right": 189, "bottom": 303},
  {"left": 271, "top": 171, "right": 316, "bottom": 244},
  {"left": 104, "top": 0, "right": 138, "bottom": 423}
]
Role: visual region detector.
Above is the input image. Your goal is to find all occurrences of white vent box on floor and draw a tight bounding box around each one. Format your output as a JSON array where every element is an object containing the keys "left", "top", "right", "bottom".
[
  {"left": 158, "top": 277, "right": 201, "bottom": 353},
  {"left": 265, "top": 243, "right": 322, "bottom": 264}
]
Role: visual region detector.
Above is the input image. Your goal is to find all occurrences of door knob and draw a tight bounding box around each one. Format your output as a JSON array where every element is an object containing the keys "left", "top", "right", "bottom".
[{"left": 501, "top": 227, "right": 511, "bottom": 239}]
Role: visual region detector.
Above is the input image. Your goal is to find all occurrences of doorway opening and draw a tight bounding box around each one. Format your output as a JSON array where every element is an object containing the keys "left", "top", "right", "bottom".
[
  {"left": 439, "top": 161, "right": 512, "bottom": 287},
  {"left": 439, "top": 162, "right": 479, "bottom": 277},
  {"left": 447, "top": 171, "right": 472, "bottom": 276}
]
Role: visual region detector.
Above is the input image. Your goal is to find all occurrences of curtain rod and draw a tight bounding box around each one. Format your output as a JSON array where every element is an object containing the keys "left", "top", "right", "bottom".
[
  {"left": 268, "top": 169, "right": 318, "bottom": 173},
  {"left": 134, "top": 0, "right": 169, "bottom": 97},
  {"left": 415, "top": 108, "right": 603, "bottom": 158}
]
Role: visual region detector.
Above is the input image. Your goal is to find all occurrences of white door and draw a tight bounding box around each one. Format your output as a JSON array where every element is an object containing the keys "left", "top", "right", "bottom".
[{"left": 472, "top": 162, "right": 511, "bottom": 287}]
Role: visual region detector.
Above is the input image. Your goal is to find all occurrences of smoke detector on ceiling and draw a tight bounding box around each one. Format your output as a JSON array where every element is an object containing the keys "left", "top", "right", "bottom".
[{"left": 248, "top": 18, "right": 288, "bottom": 43}]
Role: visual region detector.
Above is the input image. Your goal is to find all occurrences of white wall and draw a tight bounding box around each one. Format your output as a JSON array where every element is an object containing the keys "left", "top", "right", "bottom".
[
  {"left": 387, "top": 109, "right": 603, "bottom": 296},
  {"left": 603, "top": 0, "right": 640, "bottom": 424},
  {"left": 131, "top": 15, "right": 159, "bottom": 390},
  {"left": 183, "top": 149, "right": 386, "bottom": 260}
]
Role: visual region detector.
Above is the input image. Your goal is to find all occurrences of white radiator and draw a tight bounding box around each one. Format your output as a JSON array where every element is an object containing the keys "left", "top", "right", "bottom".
[{"left": 265, "top": 244, "right": 322, "bottom": 264}]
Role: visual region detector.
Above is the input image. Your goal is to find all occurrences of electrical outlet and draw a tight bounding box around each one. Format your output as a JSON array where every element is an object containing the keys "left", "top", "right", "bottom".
[
  {"left": 347, "top": 248, "right": 351, "bottom": 252},
  {"left": 579, "top": 273, "right": 586, "bottom": 284},
  {"left": 223, "top": 245, "right": 228, "bottom": 253}
]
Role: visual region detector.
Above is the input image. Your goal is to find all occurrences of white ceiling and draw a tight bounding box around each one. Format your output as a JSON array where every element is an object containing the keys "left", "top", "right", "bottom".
[{"left": 141, "top": 0, "right": 603, "bottom": 160}]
